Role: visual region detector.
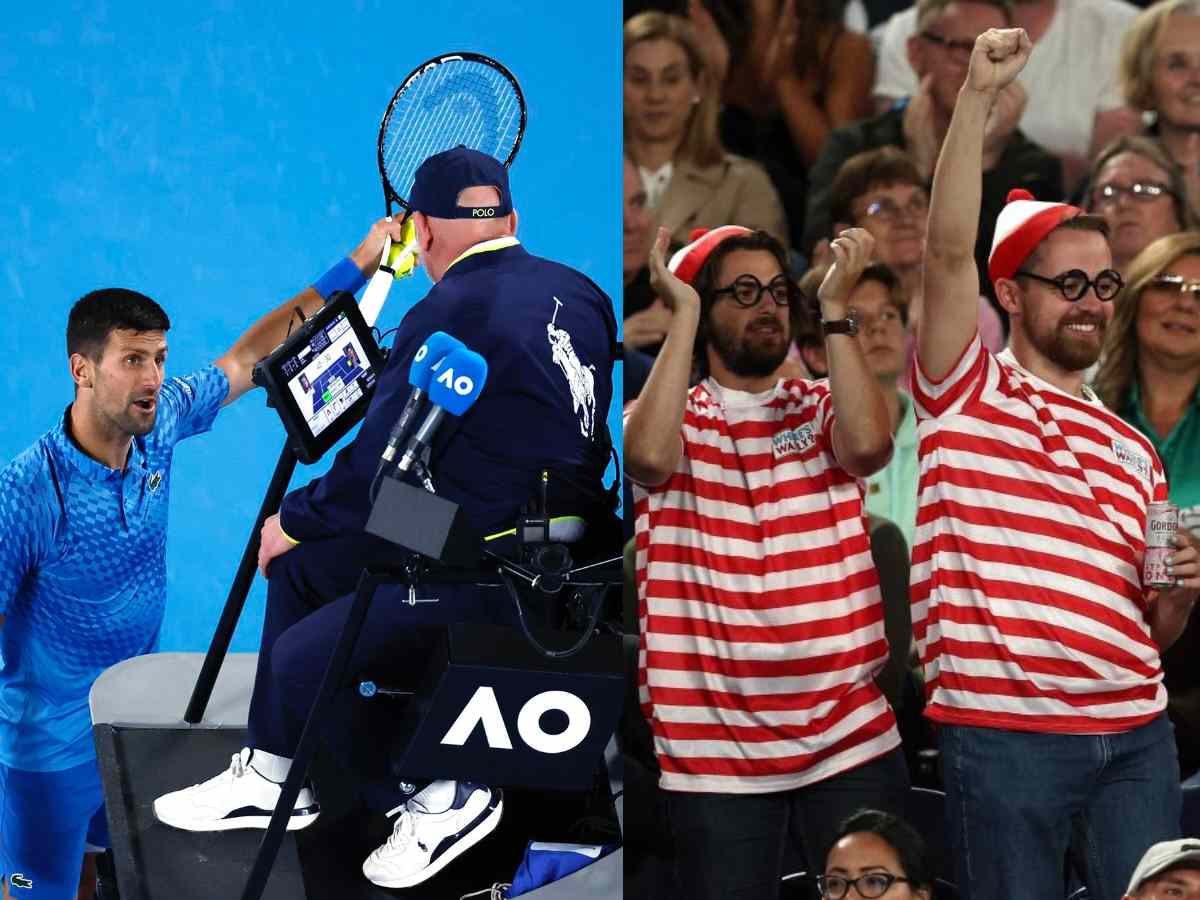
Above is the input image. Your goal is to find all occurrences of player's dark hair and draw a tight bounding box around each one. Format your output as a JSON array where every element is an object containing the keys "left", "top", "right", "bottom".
[
  {"left": 67, "top": 288, "right": 171, "bottom": 360},
  {"left": 692, "top": 230, "right": 796, "bottom": 376},
  {"left": 829, "top": 809, "right": 933, "bottom": 890}
]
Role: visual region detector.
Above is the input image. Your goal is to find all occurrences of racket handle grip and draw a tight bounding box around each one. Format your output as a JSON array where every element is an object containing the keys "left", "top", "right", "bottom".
[{"left": 385, "top": 218, "right": 419, "bottom": 279}]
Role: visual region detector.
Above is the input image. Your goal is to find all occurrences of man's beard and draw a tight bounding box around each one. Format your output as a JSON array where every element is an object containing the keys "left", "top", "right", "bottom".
[
  {"left": 103, "top": 398, "right": 157, "bottom": 437},
  {"left": 708, "top": 314, "right": 790, "bottom": 378},
  {"left": 1024, "top": 310, "right": 1107, "bottom": 372}
]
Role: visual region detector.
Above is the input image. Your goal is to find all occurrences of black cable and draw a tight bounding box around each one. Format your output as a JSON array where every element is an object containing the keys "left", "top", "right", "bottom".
[{"left": 502, "top": 571, "right": 605, "bottom": 659}]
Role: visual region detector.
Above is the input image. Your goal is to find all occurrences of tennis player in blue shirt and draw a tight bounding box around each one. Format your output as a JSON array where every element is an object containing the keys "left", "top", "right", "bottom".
[{"left": 0, "top": 239, "right": 408, "bottom": 900}]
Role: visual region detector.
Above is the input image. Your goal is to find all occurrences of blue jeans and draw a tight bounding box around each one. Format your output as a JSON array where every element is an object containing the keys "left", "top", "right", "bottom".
[
  {"left": 940, "top": 713, "right": 1181, "bottom": 900},
  {"left": 665, "top": 747, "right": 909, "bottom": 900}
]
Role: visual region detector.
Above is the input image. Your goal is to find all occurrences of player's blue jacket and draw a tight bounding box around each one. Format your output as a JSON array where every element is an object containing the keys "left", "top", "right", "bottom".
[
  {"left": 0, "top": 366, "right": 228, "bottom": 771},
  {"left": 280, "top": 239, "right": 617, "bottom": 541}
]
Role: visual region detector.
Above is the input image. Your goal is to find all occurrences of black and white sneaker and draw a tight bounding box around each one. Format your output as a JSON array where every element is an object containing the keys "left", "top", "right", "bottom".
[
  {"left": 362, "top": 781, "right": 503, "bottom": 889},
  {"left": 152, "top": 747, "right": 320, "bottom": 832}
]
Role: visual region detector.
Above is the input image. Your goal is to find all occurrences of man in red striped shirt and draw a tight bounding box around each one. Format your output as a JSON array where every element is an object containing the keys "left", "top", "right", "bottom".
[
  {"left": 625, "top": 222, "right": 905, "bottom": 897},
  {"left": 918, "top": 27, "right": 1200, "bottom": 900}
]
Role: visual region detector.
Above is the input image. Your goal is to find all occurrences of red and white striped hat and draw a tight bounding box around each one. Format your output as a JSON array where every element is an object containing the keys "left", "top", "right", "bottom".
[
  {"left": 988, "top": 189, "right": 1082, "bottom": 285},
  {"left": 667, "top": 225, "right": 752, "bottom": 286}
]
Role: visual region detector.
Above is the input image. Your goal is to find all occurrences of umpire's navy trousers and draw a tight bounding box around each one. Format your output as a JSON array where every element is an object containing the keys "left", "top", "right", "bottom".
[{"left": 245, "top": 533, "right": 518, "bottom": 778}]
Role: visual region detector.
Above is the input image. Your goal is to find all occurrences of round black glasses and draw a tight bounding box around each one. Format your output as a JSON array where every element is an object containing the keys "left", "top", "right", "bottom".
[
  {"left": 1013, "top": 268, "right": 1123, "bottom": 302},
  {"left": 713, "top": 274, "right": 798, "bottom": 308}
]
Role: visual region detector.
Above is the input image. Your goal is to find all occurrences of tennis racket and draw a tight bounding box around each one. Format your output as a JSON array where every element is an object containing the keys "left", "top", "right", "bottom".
[{"left": 358, "top": 52, "right": 526, "bottom": 326}]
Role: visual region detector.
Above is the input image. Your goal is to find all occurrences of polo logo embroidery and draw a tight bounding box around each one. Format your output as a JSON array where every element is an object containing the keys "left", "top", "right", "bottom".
[
  {"left": 147, "top": 471, "right": 163, "bottom": 493},
  {"left": 546, "top": 297, "right": 596, "bottom": 438},
  {"left": 773, "top": 424, "right": 815, "bottom": 459},
  {"left": 1111, "top": 439, "right": 1150, "bottom": 480}
]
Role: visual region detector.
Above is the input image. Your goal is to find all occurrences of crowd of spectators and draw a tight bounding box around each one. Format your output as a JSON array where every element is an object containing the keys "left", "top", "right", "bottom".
[{"left": 623, "top": 1, "right": 1200, "bottom": 898}]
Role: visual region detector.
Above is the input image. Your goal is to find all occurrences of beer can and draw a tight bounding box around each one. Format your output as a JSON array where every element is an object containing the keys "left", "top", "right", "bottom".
[{"left": 1144, "top": 501, "right": 1179, "bottom": 589}]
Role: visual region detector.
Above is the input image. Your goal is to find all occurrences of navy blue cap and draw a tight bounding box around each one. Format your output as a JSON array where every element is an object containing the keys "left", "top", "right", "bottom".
[{"left": 409, "top": 146, "right": 512, "bottom": 219}]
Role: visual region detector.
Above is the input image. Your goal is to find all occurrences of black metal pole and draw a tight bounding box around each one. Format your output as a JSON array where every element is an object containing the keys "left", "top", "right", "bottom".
[
  {"left": 239, "top": 569, "right": 382, "bottom": 900},
  {"left": 184, "top": 442, "right": 298, "bottom": 724}
]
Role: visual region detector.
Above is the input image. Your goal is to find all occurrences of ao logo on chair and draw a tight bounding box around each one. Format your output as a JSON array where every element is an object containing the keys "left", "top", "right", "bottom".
[{"left": 441, "top": 686, "right": 591, "bottom": 754}]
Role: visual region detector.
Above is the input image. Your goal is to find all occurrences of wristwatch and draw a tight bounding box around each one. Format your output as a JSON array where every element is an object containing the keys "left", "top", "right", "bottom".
[{"left": 821, "top": 312, "right": 858, "bottom": 337}]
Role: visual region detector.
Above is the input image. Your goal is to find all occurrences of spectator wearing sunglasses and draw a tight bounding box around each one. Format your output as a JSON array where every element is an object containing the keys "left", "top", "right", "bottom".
[
  {"left": 1095, "top": 230, "right": 1200, "bottom": 786},
  {"left": 804, "top": 0, "right": 1062, "bottom": 309},
  {"left": 626, "top": 224, "right": 906, "bottom": 897},
  {"left": 1086, "top": 136, "right": 1196, "bottom": 276},
  {"left": 820, "top": 809, "right": 933, "bottom": 900},
  {"left": 917, "top": 29, "right": 1197, "bottom": 899}
]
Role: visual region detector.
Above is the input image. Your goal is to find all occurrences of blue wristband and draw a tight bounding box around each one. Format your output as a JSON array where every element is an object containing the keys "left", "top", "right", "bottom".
[{"left": 313, "top": 257, "right": 368, "bottom": 300}]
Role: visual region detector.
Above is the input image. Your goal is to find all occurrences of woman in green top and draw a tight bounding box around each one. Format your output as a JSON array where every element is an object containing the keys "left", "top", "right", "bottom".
[
  {"left": 1096, "top": 231, "right": 1200, "bottom": 524},
  {"left": 1095, "top": 229, "right": 1200, "bottom": 783}
]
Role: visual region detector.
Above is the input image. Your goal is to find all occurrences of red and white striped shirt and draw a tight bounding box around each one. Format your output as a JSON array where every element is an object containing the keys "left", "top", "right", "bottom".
[
  {"left": 911, "top": 337, "right": 1168, "bottom": 734},
  {"left": 630, "top": 377, "right": 900, "bottom": 794}
]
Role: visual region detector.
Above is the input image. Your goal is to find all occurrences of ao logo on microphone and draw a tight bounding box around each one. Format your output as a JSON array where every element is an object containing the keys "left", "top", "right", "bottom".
[
  {"left": 435, "top": 365, "right": 476, "bottom": 397},
  {"left": 440, "top": 686, "right": 591, "bottom": 754}
]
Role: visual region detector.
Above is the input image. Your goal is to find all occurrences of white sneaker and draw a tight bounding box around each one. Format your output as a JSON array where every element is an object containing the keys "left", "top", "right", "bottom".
[
  {"left": 153, "top": 747, "right": 320, "bottom": 832},
  {"left": 362, "top": 781, "right": 504, "bottom": 889}
]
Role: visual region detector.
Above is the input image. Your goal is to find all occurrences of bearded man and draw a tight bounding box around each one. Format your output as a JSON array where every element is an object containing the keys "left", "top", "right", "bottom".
[{"left": 623, "top": 222, "right": 905, "bottom": 897}]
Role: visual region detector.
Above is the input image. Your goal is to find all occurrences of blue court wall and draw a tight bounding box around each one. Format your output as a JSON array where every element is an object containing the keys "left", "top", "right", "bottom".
[{"left": 0, "top": 3, "right": 621, "bottom": 652}]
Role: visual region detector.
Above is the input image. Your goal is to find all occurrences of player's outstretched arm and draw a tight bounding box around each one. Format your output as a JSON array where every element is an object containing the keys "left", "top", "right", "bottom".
[
  {"left": 214, "top": 219, "right": 409, "bottom": 406},
  {"left": 822, "top": 229, "right": 893, "bottom": 477},
  {"left": 920, "top": 27, "right": 1032, "bottom": 382},
  {"left": 625, "top": 227, "right": 700, "bottom": 487}
]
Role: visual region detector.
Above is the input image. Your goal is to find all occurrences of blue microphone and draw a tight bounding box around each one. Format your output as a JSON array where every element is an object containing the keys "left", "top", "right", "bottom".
[
  {"left": 378, "top": 332, "right": 464, "bottom": 474},
  {"left": 394, "top": 347, "right": 488, "bottom": 479}
]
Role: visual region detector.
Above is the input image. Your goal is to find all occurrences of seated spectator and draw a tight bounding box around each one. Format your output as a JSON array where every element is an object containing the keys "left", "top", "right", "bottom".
[
  {"left": 805, "top": 0, "right": 1063, "bottom": 296},
  {"left": 1123, "top": 839, "right": 1200, "bottom": 899},
  {"left": 1087, "top": 136, "right": 1195, "bottom": 276},
  {"left": 847, "top": 263, "right": 920, "bottom": 551},
  {"left": 1095, "top": 230, "right": 1200, "bottom": 783},
  {"left": 720, "top": 0, "right": 875, "bottom": 247},
  {"left": 624, "top": 10, "right": 790, "bottom": 252},
  {"left": 624, "top": 154, "right": 671, "bottom": 356},
  {"left": 825, "top": 147, "right": 1006, "bottom": 349},
  {"left": 872, "top": 0, "right": 1140, "bottom": 189},
  {"left": 822, "top": 809, "right": 934, "bottom": 900},
  {"left": 1119, "top": 0, "right": 1200, "bottom": 215}
]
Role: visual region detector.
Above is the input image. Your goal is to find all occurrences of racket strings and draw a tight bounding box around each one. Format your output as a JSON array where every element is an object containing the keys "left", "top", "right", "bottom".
[{"left": 381, "top": 60, "right": 523, "bottom": 205}]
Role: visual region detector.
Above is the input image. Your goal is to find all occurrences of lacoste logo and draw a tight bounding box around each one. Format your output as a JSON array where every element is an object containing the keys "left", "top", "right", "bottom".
[
  {"left": 1111, "top": 439, "right": 1150, "bottom": 479},
  {"left": 773, "top": 424, "right": 815, "bottom": 459},
  {"left": 148, "top": 470, "right": 163, "bottom": 492},
  {"left": 10, "top": 874, "right": 32, "bottom": 890}
]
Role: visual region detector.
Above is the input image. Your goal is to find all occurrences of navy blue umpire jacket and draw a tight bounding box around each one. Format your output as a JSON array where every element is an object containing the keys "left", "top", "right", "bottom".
[{"left": 279, "top": 241, "right": 618, "bottom": 543}]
